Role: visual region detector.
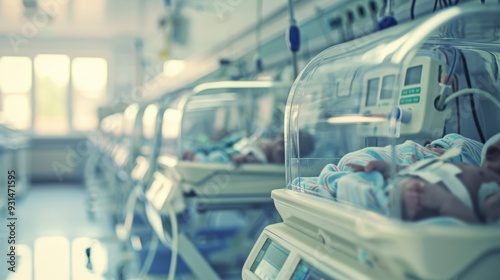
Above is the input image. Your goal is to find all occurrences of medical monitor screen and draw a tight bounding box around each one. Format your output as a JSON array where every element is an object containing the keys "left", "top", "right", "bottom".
[
  {"left": 250, "top": 239, "right": 289, "bottom": 280},
  {"left": 365, "top": 78, "right": 380, "bottom": 106},
  {"left": 404, "top": 65, "right": 423, "bottom": 86},
  {"left": 380, "top": 75, "right": 396, "bottom": 100},
  {"left": 292, "top": 260, "right": 335, "bottom": 280}
]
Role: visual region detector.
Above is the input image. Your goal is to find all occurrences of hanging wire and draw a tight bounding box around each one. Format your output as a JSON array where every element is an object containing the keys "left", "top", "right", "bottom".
[{"left": 255, "top": 0, "right": 263, "bottom": 73}]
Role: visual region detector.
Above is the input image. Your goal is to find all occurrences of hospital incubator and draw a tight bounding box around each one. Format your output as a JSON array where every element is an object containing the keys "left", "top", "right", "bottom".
[
  {"left": 126, "top": 81, "right": 297, "bottom": 279},
  {"left": 156, "top": 81, "right": 292, "bottom": 206},
  {"left": 244, "top": 3, "right": 500, "bottom": 280},
  {"left": 85, "top": 94, "right": 167, "bottom": 224},
  {"left": 85, "top": 110, "right": 127, "bottom": 210},
  {"left": 85, "top": 102, "right": 148, "bottom": 218},
  {"left": 112, "top": 97, "right": 181, "bottom": 236},
  {"left": 86, "top": 92, "right": 198, "bottom": 278},
  {"left": 94, "top": 80, "right": 314, "bottom": 278}
]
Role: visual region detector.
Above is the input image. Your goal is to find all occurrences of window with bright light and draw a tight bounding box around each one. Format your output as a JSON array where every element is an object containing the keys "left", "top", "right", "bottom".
[
  {"left": 0, "top": 56, "right": 32, "bottom": 130},
  {"left": 0, "top": 54, "right": 109, "bottom": 135},
  {"left": 34, "top": 54, "right": 70, "bottom": 135},
  {"left": 72, "top": 57, "right": 107, "bottom": 131}
]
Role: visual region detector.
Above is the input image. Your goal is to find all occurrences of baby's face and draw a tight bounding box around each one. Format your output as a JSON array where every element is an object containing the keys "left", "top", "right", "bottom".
[{"left": 483, "top": 140, "right": 500, "bottom": 174}]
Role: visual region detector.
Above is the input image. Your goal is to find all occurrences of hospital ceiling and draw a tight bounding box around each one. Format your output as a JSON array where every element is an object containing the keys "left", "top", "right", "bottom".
[{"left": 0, "top": 0, "right": 302, "bottom": 60}]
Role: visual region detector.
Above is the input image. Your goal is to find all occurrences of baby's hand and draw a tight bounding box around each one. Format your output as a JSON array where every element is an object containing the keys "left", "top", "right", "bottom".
[
  {"left": 400, "top": 179, "right": 455, "bottom": 220},
  {"left": 347, "top": 160, "right": 392, "bottom": 179},
  {"left": 345, "top": 163, "right": 365, "bottom": 172},
  {"left": 425, "top": 144, "right": 446, "bottom": 155}
]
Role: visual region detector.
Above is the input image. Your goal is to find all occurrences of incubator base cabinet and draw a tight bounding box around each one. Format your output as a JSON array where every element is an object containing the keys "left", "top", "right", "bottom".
[
  {"left": 242, "top": 222, "right": 390, "bottom": 280},
  {"left": 244, "top": 189, "right": 500, "bottom": 280}
]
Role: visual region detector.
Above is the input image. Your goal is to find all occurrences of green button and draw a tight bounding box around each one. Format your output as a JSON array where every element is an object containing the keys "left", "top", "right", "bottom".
[
  {"left": 399, "top": 96, "right": 420, "bottom": 104},
  {"left": 401, "top": 87, "right": 421, "bottom": 96}
]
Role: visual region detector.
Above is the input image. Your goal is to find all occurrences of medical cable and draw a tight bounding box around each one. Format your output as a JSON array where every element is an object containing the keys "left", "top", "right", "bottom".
[
  {"left": 460, "top": 50, "right": 486, "bottom": 143},
  {"left": 445, "top": 47, "right": 458, "bottom": 85},
  {"left": 166, "top": 205, "right": 179, "bottom": 280},
  {"left": 436, "top": 48, "right": 457, "bottom": 110},
  {"left": 118, "top": 185, "right": 142, "bottom": 240},
  {"left": 138, "top": 232, "right": 159, "bottom": 278},
  {"left": 490, "top": 51, "right": 499, "bottom": 80},
  {"left": 455, "top": 98, "right": 460, "bottom": 134},
  {"left": 443, "top": 88, "right": 500, "bottom": 111},
  {"left": 454, "top": 77, "right": 461, "bottom": 134},
  {"left": 436, "top": 47, "right": 458, "bottom": 110},
  {"left": 140, "top": 203, "right": 178, "bottom": 279},
  {"left": 411, "top": 0, "right": 417, "bottom": 20}
]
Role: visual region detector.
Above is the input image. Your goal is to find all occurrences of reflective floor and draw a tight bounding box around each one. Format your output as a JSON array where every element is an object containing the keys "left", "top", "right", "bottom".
[
  {"left": 2, "top": 182, "right": 254, "bottom": 280},
  {"left": 3, "top": 184, "right": 123, "bottom": 280}
]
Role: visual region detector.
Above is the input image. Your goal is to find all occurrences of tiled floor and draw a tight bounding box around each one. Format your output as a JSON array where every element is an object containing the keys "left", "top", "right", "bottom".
[{"left": 2, "top": 184, "right": 123, "bottom": 280}]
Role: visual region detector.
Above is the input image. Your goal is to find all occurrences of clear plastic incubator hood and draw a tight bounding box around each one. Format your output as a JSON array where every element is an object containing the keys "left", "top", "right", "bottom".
[
  {"left": 244, "top": 3, "right": 500, "bottom": 280},
  {"left": 154, "top": 81, "right": 292, "bottom": 212}
]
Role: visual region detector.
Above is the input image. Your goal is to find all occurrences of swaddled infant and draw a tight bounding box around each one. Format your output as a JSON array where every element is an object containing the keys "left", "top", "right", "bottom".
[{"left": 348, "top": 133, "right": 500, "bottom": 224}]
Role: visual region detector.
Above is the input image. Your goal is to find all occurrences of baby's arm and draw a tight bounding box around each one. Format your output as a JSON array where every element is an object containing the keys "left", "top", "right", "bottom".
[
  {"left": 347, "top": 160, "right": 406, "bottom": 179},
  {"left": 401, "top": 179, "right": 480, "bottom": 223},
  {"left": 438, "top": 195, "right": 481, "bottom": 223}
]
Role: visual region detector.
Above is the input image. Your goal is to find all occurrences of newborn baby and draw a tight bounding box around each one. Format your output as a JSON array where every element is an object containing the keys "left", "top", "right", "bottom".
[
  {"left": 184, "top": 130, "right": 315, "bottom": 164},
  {"left": 349, "top": 133, "right": 500, "bottom": 224}
]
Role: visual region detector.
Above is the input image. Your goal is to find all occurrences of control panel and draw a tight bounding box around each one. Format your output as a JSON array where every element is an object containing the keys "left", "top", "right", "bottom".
[
  {"left": 358, "top": 56, "right": 451, "bottom": 137},
  {"left": 242, "top": 223, "right": 386, "bottom": 280}
]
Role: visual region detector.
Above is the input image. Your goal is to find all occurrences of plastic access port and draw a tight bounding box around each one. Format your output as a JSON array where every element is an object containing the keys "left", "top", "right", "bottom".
[
  {"left": 369, "top": 1, "right": 378, "bottom": 14},
  {"left": 329, "top": 17, "right": 342, "bottom": 29},
  {"left": 358, "top": 5, "right": 366, "bottom": 17},
  {"left": 346, "top": 10, "right": 355, "bottom": 23}
]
